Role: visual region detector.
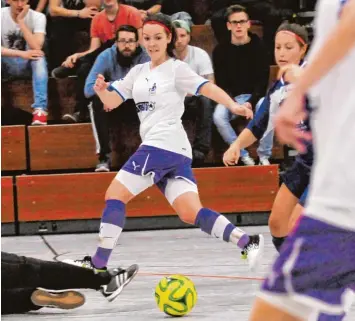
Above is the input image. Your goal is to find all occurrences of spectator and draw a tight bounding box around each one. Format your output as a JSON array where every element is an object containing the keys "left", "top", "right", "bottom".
[
  {"left": 1, "top": 0, "right": 48, "bottom": 125},
  {"left": 212, "top": 5, "right": 269, "bottom": 166},
  {"left": 48, "top": 0, "right": 101, "bottom": 71},
  {"left": 52, "top": 0, "right": 142, "bottom": 123},
  {"left": 123, "top": 0, "right": 162, "bottom": 21},
  {"left": 173, "top": 19, "right": 214, "bottom": 165},
  {"left": 84, "top": 25, "right": 149, "bottom": 172}
]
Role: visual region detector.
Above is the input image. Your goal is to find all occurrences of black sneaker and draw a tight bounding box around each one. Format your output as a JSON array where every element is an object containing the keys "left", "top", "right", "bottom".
[
  {"left": 31, "top": 288, "right": 85, "bottom": 310},
  {"left": 51, "top": 66, "right": 75, "bottom": 79},
  {"left": 61, "top": 256, "right": 107, "bottom": 273},
  {"left": 100, "top": 264, "right": 139, "bottom": 302},
  {"left": 241, "top": 234, "right": 264, "bottom": 270}
]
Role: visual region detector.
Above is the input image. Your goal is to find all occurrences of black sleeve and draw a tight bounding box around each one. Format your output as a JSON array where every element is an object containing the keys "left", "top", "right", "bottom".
[
  {"left": 249, "top": 40, "right": 269, "bottom": 108},
  {"left": 212, "top": 45, "right": 229, "bottom": 93}
]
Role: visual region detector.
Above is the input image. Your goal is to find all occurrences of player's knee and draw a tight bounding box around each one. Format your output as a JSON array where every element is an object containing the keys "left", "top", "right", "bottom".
[
  {"left": 268, "top": 214, "right": 285, "bottom": 235},
  {"left": 104, "top": 180, "right": 134, "bottom": 203}
]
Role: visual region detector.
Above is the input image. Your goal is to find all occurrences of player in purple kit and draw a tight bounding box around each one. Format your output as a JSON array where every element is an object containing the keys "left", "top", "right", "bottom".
[{"left": 249, "top": 0, "right": 355, "bottom": 320}]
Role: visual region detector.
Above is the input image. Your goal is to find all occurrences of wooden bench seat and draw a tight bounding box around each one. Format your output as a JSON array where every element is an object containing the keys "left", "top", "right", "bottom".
[
  {"left": 1, "top": 125, "right": 27, "bottom": 171},
  {"left": 16, "top": 165, "right": 278, "bottom": 222},
  {"left": 1, "top": 177, "right": 15, "bottom": 223}
]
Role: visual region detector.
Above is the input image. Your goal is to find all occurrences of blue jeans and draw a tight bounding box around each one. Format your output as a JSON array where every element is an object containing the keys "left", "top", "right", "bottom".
[
  {"left": 256, "top": 97, "right": 274, "bottom": 159},
  {"left": 213, "top": 94, "right": 252, "bottom": 158},
  {"left": 1, "top": 56, "right": 48, "bottom": 110}
]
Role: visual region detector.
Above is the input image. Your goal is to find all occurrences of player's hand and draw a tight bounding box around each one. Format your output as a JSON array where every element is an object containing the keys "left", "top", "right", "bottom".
[
  {"left": 278, "top": 64, "right": 303, "bottom": 83},
  {"left": 94, "top": 74, "right": 109, "bottom": 93},
  {"left": 62, "top": 53, "right": 79, "bottom": 68},
  {"left": 103, "top": 104, "right": 113, "bottom": 112},
  {"left": 16, "top": 5, "right": 30, "bottom": 23},
  {"left": 79, "top": 6, "right": 98, "bottom": 19},
  {"left": 20, "top": 49, "right": 44, "bottom": 60},
  {"left": 230, "top": 102, "right": 253, "bottom": 119},
  {"left": 274, "top": 89, "right": 312, "bottom": 153},
  {"left": 223, "top": 143, "right": 240, "bottom": 166}
]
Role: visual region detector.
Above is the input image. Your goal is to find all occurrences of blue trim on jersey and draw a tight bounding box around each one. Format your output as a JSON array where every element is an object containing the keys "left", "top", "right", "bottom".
[
  {"left": 108, "top": 84, "right": 126, "bottom": 102},
  {"left": 195, "top": 80, "right": 209, "bottom": 96}
]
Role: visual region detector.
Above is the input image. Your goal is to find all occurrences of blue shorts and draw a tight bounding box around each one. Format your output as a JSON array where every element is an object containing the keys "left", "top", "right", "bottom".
[
  {"left": 260, "top": 215, "right": 355, "bottom": 319},
  {"left": 281, "top": 160, "right": 310, "bottom": 199},
  {"left": 115, "top": 145, "right": 198, "bottom": 204},
  {"left": 298, "top": 185, "right": 309, "bottom": 207}
]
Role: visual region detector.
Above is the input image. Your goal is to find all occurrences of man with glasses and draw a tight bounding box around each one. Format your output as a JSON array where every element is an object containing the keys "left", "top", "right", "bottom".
[
  {"left": 212, "top": 4, "right": 269, "bottom": 166},
  {"left": 84, "top": 25, "right": 150, "bottom": 172}
]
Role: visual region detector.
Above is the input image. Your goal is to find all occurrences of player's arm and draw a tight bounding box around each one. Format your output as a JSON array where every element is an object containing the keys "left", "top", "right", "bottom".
[
  {"left": 203, "top": 74, "right": 215, "bottom": 84},
  {"left": 199, "top": 82, "right": 253, "bottom": 119},
  {"left": 293, "top": 0, "right": 355, "bottom": 95},
  {"left": 223, "top": 97, "right": 270, "bottom": 166}
]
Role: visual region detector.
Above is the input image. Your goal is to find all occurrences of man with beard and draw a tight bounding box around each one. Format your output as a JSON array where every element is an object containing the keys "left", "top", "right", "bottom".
[
  {"left": 84, "top": 25, "right": 150, "bottom": 172},
  {"left": 51, "top": 0, "right": 142, "bottom": 123}
]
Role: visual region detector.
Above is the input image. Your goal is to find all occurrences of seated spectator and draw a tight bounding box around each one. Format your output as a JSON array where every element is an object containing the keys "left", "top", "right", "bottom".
[
  {"left": 161, "top": 0, "right": 193, "bottom": 25},
  {"left": 84, "top": 25, "right": 150, "bottom": 172},
  {"left": 172, "top": 19, "right": 214, "bottom": 165},
  {"left": 1, "top": 0, "right": 48, "bottom": 125},
  {"left": 122, "top": 0, "right": 162, "bottom": 21},
  {"left": 51, "top": 0, "right": 142, "bottom": 123},
  {"left": 212, "top": 5, "right": 269, "bottom": 166},
  {"left": 48, "top": 0, "right": 101, "bottom": 71}
]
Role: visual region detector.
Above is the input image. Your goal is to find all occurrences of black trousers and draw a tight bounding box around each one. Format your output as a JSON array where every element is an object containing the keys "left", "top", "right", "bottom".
[
  {"left": 1, "top": 252, "right": 111, "bottom": 314},
  {"left": 183, "top": 95, "right": 214, "bottom": 157},
  {"left": 91, "top": 97, "right": 138, "bottom": 162}
]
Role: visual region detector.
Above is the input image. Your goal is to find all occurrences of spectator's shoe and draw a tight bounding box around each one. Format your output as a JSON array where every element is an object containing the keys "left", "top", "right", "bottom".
[
  {"left": 259, "top": 158, "right": 271, "bottom": 166},
  {"left": 31, "top": 288, "right": 85, "bottom": 310},
  {"left": 100, "top": 264, "right": 139, "bottom": 302},
  {"left": 32, "top": 109, "right": 48, "bottom": 125},
  {"left": 241, "top": 156, "right": 255, "bottom": 166},
  {"left": 51, "top": 66, "right": 75, "bottom": 79},
  {"left": 62, "top": 256, "right": 107, "bottom": 273},
  {"left": 62, "top": 111, "right": 80, "bottom": 123},
  {"left": 95, "top": 160, "right": 110, "bottom": 172},
  {"left": 241, "top": 234, "right": 264, "bottom": 270}
]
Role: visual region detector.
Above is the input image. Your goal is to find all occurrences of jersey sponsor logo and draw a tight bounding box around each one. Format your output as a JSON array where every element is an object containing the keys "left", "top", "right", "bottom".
[{"left": 136, "top": 101, "right": 156, "bottom": 112}]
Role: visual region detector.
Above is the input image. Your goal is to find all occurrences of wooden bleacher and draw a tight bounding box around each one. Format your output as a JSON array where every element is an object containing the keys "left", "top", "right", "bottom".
[{"left": 16, "top": 165, "right": 278, "bottom": 222}]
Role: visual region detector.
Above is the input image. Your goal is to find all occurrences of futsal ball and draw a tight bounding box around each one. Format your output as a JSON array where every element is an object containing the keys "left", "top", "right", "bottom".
[{"left": 154, "top": 274, "right": 197, "bottom": 317}]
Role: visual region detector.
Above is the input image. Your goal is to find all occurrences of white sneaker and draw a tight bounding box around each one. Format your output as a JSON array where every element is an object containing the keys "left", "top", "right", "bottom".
[
  {"left": 241, "top": 156, "right": 255, "bottom": 166},
  {"left": 241, "top": 234, "right": 264, "bottom": 270},
  {"left": 259, "top": 158, "right": 270, "bottom": 166}
]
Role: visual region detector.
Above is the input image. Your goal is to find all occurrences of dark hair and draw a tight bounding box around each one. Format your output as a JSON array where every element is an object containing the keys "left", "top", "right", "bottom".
[
  {"left": 277, "top": 22, "right": 309, "bottom": 47},
  {"left": 143, "top": 13, "right": 177, "bottom": 57},
  {"left": 115, "top": 25, "right": 139, "bottom": 41},
  {"left": 225, "top": 4, "right": 249, "bottom": 21}
]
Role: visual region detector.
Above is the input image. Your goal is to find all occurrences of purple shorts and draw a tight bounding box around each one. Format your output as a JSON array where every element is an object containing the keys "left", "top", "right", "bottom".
[
  {"left": 116, "top": 145, "right": 197, "bottom": 203},
  {"left": 262, "top": 215, "right": 355, "bottom": 317}
]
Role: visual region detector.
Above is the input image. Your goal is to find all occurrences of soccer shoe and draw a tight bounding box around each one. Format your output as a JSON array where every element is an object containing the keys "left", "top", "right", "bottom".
[
  {"left": 100, "top": 264, "right": 139, "bottom": 302},
  {"left": 241, "top": 234, "right": 264, "bottom": 270},
  {"left": 61, "top": 256, "right": 107, "bottom": 273},
  {"left": 31, "top": 288, "right": 85, "bottom": 310}
]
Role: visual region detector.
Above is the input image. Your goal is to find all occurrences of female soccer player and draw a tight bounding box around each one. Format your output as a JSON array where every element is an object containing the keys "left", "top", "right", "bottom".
[
  {"left": 250, "top": 0, "right": 355, "bottom": 319},
  {"left": 65, "top": 13, "right": 264, "bottom": 272},
  {"left": 223, "top": 22, "right": 312, "bottom": 253}
]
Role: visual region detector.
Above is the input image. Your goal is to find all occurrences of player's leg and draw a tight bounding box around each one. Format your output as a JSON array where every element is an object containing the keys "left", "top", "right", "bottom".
[
  {"left": 159, "top": 175, "right": 264, "bottom": 269},
  {"left": 269, "top": 183, "right": 299, "bottom": 251},
  {"left": 1, "top": 287, "right": 43, "bottom": 314}
]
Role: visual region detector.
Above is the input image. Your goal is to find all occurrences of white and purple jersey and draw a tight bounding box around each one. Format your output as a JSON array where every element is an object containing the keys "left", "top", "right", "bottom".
[{"left": 109, "top": 58, "right": 209, "bottom": 159}]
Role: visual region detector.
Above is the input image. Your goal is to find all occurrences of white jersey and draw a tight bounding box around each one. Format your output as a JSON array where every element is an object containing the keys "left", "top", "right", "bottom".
[
  {"left": 110, "top": 59, "right": 208, "bottom": 158},
  {"left": 305, "top": 0, "right": 355, "bottom": 231}
]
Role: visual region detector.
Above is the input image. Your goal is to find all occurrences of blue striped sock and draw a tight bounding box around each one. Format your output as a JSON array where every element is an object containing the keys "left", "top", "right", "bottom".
[
  {"left": 195, "top": 208, "right": 249, "bottom": 249},
  {"left": 92, "top": 199, "right": 126, "bottom": 268}
]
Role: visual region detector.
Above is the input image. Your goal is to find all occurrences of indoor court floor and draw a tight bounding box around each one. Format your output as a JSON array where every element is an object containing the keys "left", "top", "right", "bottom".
[{"left": 2, "top": 226, "right": 355, "bottom": 321}]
